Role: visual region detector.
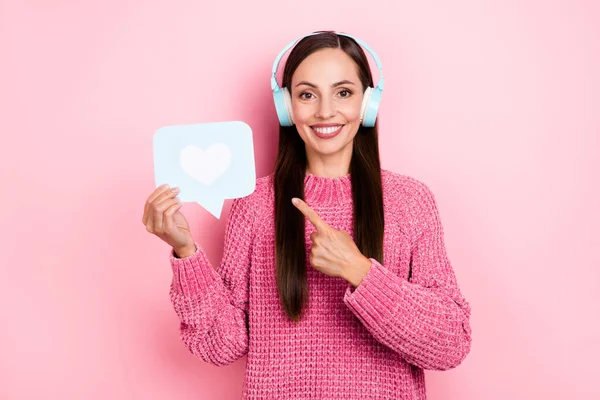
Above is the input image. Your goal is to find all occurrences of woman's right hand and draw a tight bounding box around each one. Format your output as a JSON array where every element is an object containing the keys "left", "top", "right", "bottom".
[{"left": 142, "top": 184, "right": 195, "bottom": 257}]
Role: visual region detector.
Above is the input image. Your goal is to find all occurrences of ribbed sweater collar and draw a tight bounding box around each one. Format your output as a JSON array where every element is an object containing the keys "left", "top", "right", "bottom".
[{"left": 303, "top": 172, "right": 353, "bottom": 205}]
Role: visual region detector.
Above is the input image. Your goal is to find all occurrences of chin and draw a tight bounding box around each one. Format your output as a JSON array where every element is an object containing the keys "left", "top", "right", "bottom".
[{"left": 309, "top": 135, "right": 355, "bottom": 156}]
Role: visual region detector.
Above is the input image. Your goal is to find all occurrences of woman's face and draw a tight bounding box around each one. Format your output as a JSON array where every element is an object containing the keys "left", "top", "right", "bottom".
[{"left": 290, "top": 48, "right": 364, "bottom": 161}]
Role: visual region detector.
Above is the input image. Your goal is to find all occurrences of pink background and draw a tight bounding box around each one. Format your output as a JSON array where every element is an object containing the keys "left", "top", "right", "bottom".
[{"left": 1, "top": 1, "right": 598, "bottom": 399}]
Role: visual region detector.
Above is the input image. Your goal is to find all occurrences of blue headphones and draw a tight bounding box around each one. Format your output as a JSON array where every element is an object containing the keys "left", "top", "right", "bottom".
[{"left": 271, "top": 31, "right": 384, "bottom": 128}]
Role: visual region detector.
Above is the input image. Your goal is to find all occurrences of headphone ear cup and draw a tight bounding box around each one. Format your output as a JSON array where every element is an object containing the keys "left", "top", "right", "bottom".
[
  {"left": 273, "top": 87, "right": 294, "bottom": 126},
  {"left": 282, "top": 87, "right": 294, "bottom": 125},
  {"left": 359, "top": 87, "right": 372, "bottom": 126},
  {"left": 361, "top": 86, "right": 382, "bottom": 128}
]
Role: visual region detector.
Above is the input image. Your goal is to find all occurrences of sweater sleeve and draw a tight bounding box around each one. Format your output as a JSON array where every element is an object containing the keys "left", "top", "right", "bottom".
[
  {"left": 168, "top": 193, "right": 258, "bottom": 367},
  {"left": 343, "top": 180, "right": 472, "bottom": 371}
]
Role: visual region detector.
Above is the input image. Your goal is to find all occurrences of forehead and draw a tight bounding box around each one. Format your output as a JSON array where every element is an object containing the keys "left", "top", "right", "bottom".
[{"left": 291, "top": 48, "right": 360, "bottom": 86}]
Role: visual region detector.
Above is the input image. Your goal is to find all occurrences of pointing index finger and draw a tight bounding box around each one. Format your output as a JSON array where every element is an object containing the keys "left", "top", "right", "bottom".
[{"left": 292, "top": 198, "right": 329, "bottom": 232}]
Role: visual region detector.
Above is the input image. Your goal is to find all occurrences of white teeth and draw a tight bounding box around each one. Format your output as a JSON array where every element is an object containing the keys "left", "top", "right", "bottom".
[{"left": 313, "top": 126, "right": 342, "bottom": 134}]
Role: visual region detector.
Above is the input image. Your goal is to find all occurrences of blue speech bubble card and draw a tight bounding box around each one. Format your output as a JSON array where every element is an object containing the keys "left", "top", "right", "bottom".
[{"left": 153, "top": 121, "right": 256, "bottom": 219}]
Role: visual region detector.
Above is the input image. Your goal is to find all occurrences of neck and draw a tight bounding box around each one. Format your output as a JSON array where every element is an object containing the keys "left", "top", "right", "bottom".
[{"left": 305, "top": 146, "right": 352, "bottom": 179}]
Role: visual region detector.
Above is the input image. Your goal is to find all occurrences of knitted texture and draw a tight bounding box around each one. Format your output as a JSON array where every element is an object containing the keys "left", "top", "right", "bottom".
[{"left": 168, "top": 169, "right": 472, "bottom": 399}]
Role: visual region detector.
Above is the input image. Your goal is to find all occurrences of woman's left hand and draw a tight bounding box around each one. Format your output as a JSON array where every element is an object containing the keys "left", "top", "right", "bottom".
[{"left": 292, "top": 197, "right": 372, "bottom": 282}]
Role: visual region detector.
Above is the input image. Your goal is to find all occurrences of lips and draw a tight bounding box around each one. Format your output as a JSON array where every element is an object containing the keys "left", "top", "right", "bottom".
[{"left": 311, "top": 124, "right": 344, "bottom": 139}]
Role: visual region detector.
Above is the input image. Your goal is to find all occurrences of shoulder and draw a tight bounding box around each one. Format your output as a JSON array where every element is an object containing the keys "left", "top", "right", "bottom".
[
  {"left": 252, "top": 173, "right": 275, "bottom": 207},
  {"left": 381, "top": 168, "right": 437, "bottom": 206},
  {"left": 235, "top": 172, "right": 273, "bottom": 199},
  {"left": 380, "top": 169, "right": 441, "bottom": 233},
  {"left": 229, "top": 172, "right": 274, "bottom": 221}
]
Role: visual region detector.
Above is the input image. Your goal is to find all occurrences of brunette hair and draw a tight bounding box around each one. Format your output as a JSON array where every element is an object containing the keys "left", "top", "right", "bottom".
[{"left": 273, "top": 31, "right": 384, "bottom": 322}]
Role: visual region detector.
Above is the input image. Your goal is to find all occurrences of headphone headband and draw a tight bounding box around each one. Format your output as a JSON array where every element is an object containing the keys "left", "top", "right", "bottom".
[{"left": 270, "top": 32, "right": 384, "bottom": 92}]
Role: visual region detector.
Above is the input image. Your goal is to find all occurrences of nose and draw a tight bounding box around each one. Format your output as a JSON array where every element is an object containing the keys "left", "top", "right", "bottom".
[{"left": 315, "top": 96, "right": 336, "bottom": 119}]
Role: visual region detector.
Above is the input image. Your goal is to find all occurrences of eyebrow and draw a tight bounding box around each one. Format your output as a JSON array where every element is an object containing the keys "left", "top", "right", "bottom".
[{"left": 294, "top": 79, "right": 356, "bottom": 88}]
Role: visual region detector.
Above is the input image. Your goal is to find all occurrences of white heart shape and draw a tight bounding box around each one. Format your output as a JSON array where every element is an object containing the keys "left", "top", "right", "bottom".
[{"left": 179, "top": 143, "right": 232, "bottom": 185}]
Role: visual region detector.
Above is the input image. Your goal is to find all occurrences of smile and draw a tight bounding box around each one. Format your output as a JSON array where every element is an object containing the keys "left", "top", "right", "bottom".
[{"left": 311, "top": 125, "right": 344, "bottom": 139}]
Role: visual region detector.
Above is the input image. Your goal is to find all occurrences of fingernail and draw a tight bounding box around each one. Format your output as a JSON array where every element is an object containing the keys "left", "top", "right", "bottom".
[
  {"left": 171, "top": 187, "right": 179, "bottom": 193},
  {"left": 292, "top": 198, "right": 299, "bottom": 205}
]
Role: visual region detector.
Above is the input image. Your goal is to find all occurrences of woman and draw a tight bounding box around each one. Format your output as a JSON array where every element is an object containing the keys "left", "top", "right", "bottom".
[{"left": 142, "top": 31, "right": 472, "bottom": 399}]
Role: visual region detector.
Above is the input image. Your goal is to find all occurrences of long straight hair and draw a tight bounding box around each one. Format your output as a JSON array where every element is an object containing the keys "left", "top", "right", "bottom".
[{"left": 273, "top": 31, "right": 384, "bottom": 322}]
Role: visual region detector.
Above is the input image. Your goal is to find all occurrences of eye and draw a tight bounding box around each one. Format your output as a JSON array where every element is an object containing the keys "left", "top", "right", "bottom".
[
  {"left": 338, "top": 89, "right": 352, "bottom": 98},
  {"left": 299, "top": 92, "right": 314, "bottom": 100}
]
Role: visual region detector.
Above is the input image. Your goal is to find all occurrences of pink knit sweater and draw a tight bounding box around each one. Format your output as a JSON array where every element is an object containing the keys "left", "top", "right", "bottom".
[{"left": 168, "top": 169, "right": 472, "bottom": 399}]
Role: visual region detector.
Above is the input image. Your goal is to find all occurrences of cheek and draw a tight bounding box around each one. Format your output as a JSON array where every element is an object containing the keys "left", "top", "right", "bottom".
[
  {"left": 340, "top": 102, "right": 362, "bottom": 123},
  {"left": 340, "top": 94, "right": 364, "bottom": 120},
  {"left": 293, "top": 103, "right": 313, "bottom": 125}
]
